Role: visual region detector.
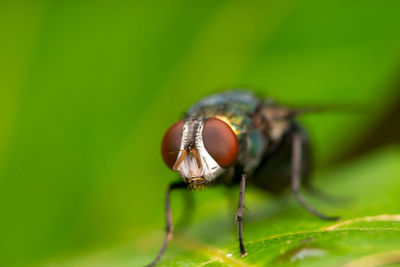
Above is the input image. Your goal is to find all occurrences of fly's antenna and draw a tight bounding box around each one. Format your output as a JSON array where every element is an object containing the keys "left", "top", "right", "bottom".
[{"left": 172, "top": 149, "right": 187, "bottom": 171}]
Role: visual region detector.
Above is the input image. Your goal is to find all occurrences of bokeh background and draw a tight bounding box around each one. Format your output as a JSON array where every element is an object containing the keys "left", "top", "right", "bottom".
[{"left": 1, "top": 1, "right": 400, "bottom": 266}]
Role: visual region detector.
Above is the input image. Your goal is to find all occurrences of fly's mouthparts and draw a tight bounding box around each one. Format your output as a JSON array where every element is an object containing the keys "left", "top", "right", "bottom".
[
  {"left": 187, "top": 177, "right": 207, "bottom": 190},
  {"left": 189, "top": 177, "right": 203, "bottom": 182},
  {"left": 186, "top": 177, "right": 205, "bottom": 185}
]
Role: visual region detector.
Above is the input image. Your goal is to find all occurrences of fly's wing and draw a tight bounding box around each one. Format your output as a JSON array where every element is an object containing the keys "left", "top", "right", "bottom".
[
  {"left": 255, "top": 100, "right": 367, "bottom": 141},
  {"left": 260, "top": 100, "right": 368, "bottom": 119}
]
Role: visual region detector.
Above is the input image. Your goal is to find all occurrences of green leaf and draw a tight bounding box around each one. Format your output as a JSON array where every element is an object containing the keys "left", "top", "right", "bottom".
[{"left": 44, "top": 147, "right": 400, "bottom": 266}]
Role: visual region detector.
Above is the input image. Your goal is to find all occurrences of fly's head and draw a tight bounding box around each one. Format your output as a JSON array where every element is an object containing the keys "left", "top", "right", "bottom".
[{"left": 161, "top": 117, "right": 238, "bottom": 188}]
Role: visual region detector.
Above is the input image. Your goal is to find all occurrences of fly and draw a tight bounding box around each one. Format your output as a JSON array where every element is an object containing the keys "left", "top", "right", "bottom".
[{"left": 147, "top": 89, "right": 340, "bottom": 266}]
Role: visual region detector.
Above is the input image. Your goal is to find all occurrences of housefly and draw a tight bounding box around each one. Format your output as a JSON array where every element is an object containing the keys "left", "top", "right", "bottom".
[{"left": 147, "top": 89, "right": 340, "bottom": 266}]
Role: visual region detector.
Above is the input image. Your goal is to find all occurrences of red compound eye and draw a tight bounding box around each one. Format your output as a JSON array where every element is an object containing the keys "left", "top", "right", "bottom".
[
  {"left": 161, "top": 120, "right": 184, "bottom": 169},
  {"left": 202, "top": 118, "right": 238, "bottom": 167}
]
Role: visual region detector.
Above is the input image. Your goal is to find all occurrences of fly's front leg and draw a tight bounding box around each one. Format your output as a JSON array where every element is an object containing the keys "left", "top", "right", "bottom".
[
  {"left": 147, "top": 181, "right": 186, "bottom": 267},
  {"left": 291, "top": 131, "right": 340, "bottom": 221},
  {"left": 236, "top": 173, "right": 247, "bottom": 256}
]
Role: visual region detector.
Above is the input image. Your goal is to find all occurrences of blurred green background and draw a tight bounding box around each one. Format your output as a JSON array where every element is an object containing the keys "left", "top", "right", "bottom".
[{"left": 1, "top": 1, "right": 400, "bottom": 266}]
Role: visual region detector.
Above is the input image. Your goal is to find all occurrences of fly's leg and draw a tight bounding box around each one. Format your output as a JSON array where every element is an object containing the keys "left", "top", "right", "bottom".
[
  {"left": 236, "top": 173, "right": 248, "bottom": 256},
  {"left": 291, "top": 131, "right": 340, "bottom": 221},
  {"left": 147, "top": 181, "right": 186, "bottom": 267}
]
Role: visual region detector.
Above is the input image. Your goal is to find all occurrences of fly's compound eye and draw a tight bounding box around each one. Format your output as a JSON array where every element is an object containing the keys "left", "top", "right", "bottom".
[
  {"left": 202, "top": 118, "right": 238, "bottom": 168},
  {"left": 161, "top": 120, "right": 184, "bottom": 169}
]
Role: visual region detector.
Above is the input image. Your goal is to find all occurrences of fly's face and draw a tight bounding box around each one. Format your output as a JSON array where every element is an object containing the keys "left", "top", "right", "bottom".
[{"left": 161, "top": 117, "right": 238, "bottom": 187}]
